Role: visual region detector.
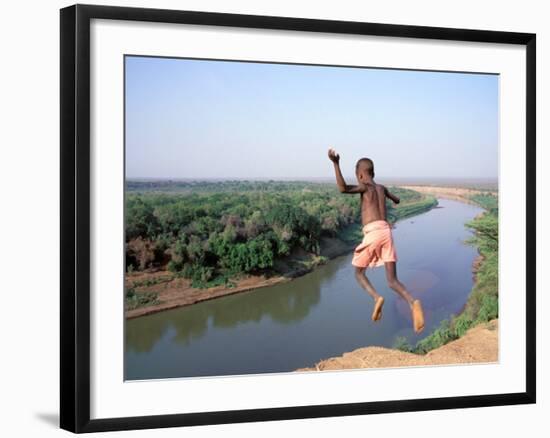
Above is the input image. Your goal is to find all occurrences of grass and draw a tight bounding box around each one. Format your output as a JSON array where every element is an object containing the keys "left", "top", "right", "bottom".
[
  {"left": 130, "top": 275, "right": 174, "bottom": 289},
  {"left": 337, "top": 223, "right": 363, "bottom": 244},
  {"left": 125, "top": 287, "right": 161, "bottom": 311},
  {"left": 300, "top": 255, "right": 329, "bottom": 270},
  {"left": 191, "top": 276, "right": 237, "bottom": 289}
]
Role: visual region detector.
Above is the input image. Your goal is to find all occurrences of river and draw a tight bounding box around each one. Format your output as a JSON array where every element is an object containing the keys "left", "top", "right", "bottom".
[{"left": 125, "top": 198, "right": 483, "bottom": 380}]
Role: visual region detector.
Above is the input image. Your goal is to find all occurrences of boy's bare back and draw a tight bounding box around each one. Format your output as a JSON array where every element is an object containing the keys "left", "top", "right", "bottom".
[
  {"left": 327, "top": 148, "right": 400, "bottom": 226},
  {"left": 359, "top": 183, "right": 387, "bottom": 226}
]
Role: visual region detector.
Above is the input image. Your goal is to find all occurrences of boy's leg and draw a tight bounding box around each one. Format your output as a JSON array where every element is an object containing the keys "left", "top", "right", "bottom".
[
  {"left": 384, "top": 262, "right": 424, "bottom": 333},
  {"left": 354, "top": 267, "right": 384, "bottom": 321},
  {"left": 384, "top": 261, "right": 414, "bottom": 305}
]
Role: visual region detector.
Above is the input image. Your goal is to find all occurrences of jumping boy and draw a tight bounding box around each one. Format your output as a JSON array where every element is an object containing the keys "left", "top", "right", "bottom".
[{"left": 328, "top": 147, "right": 425, "bottom": 333}]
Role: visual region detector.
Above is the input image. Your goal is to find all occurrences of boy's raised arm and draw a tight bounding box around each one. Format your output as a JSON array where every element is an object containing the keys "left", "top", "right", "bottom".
[{"left": 328, "top": 148, "right": 364, "bottom": 194}]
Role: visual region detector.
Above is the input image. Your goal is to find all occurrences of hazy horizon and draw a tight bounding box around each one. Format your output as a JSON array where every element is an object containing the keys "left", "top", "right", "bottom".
[
  {"left": 125, "top": 56, "right": 498, "bottom": 180},
  {"left": 125, "top": 176, "right": 498, "bottom": 182}
]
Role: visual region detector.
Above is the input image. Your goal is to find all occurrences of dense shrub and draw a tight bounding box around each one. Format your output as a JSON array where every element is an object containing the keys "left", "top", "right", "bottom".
[{"left": 125, "top": 181, "right": 435, "bottom": 285}]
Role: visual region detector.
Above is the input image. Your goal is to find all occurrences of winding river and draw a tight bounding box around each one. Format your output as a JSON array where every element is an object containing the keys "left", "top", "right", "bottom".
[{"left": 125, "top": 198, "right": 483, "bottom": 380}]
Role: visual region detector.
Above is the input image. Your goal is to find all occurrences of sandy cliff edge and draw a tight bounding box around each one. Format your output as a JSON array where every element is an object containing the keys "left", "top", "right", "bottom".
[{"left": 296, "top": 318, "right": 498, "bottom": 371}]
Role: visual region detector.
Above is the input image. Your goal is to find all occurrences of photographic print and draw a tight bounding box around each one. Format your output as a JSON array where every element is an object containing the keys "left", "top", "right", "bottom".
[
  {"left": 60, "top": 5, "right": 536, "bottom": 432},
  {"left": 123, "top": 56, "right": 499, "bottom": 381}
]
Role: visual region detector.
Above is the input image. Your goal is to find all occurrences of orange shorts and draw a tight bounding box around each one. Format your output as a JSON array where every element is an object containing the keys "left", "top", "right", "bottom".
[{"left": 351, "top": 220, "right": 397, "bottom": 269}]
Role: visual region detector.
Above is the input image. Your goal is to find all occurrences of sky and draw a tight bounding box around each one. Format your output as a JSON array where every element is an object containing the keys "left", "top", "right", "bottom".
[{"left": 125, "top": 56, "right": 498, "bottom": 180}]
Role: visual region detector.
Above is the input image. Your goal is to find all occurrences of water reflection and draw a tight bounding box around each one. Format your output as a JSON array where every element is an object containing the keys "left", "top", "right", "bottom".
[{"left": 126, "top": 264, "right": 329, "bottom": 352}]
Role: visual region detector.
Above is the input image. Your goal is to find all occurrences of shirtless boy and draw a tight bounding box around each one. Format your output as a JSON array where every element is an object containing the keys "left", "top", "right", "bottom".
[{"left": 328, "top": 147, "right": 425, "bottom": 333}]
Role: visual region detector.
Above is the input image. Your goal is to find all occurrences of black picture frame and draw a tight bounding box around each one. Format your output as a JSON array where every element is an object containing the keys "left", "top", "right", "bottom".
[{"left": 60, "top": 3, "right": 536, "bottom": 433}]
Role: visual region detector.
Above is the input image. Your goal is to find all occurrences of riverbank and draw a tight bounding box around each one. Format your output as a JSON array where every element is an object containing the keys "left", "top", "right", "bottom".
[
  {"left": 399, "top": 185, "right": 496, "bottom": 204},
  {"left": 404, "top": 190, "right": 498, "bottom": 354},
  {"left": 125, "top": 272, "right": 288, "bottom": 319},
  {"left": 296, "top": 318, "right": 498, "bottom": 371},
  {"left": 125, "top": 191, "right": 438, "bottom": 319},
  {"left": 125, "top": 235, "right": 355, "bottom": 319}
]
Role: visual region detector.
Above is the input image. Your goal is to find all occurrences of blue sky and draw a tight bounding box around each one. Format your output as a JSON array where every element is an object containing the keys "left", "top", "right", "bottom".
[{"left": 125, "top": 56, "right": 498, "bottom": 180}]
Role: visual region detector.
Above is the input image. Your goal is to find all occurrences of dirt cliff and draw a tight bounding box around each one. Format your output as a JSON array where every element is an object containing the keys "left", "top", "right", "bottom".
[{"left": 297, "top": 319, "right": 498, "bottom": 371}]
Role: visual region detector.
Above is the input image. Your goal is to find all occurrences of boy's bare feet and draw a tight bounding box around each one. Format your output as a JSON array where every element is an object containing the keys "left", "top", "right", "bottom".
[
  {"left": 372, "top": 296, "right": 385, "bottom": 321},
  {"left": 411, "top": 299, "right": 425, "bottom": 333}
]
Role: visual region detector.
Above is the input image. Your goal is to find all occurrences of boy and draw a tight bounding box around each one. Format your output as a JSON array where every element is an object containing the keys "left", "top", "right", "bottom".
[{"left": 328, "top": 147, "right": 425, "bottom": 333}]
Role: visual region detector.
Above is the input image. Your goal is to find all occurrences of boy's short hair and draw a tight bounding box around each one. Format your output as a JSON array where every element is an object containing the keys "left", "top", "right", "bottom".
[{"left": 356, "top": 158, "right": 374, "bottom": 176}]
